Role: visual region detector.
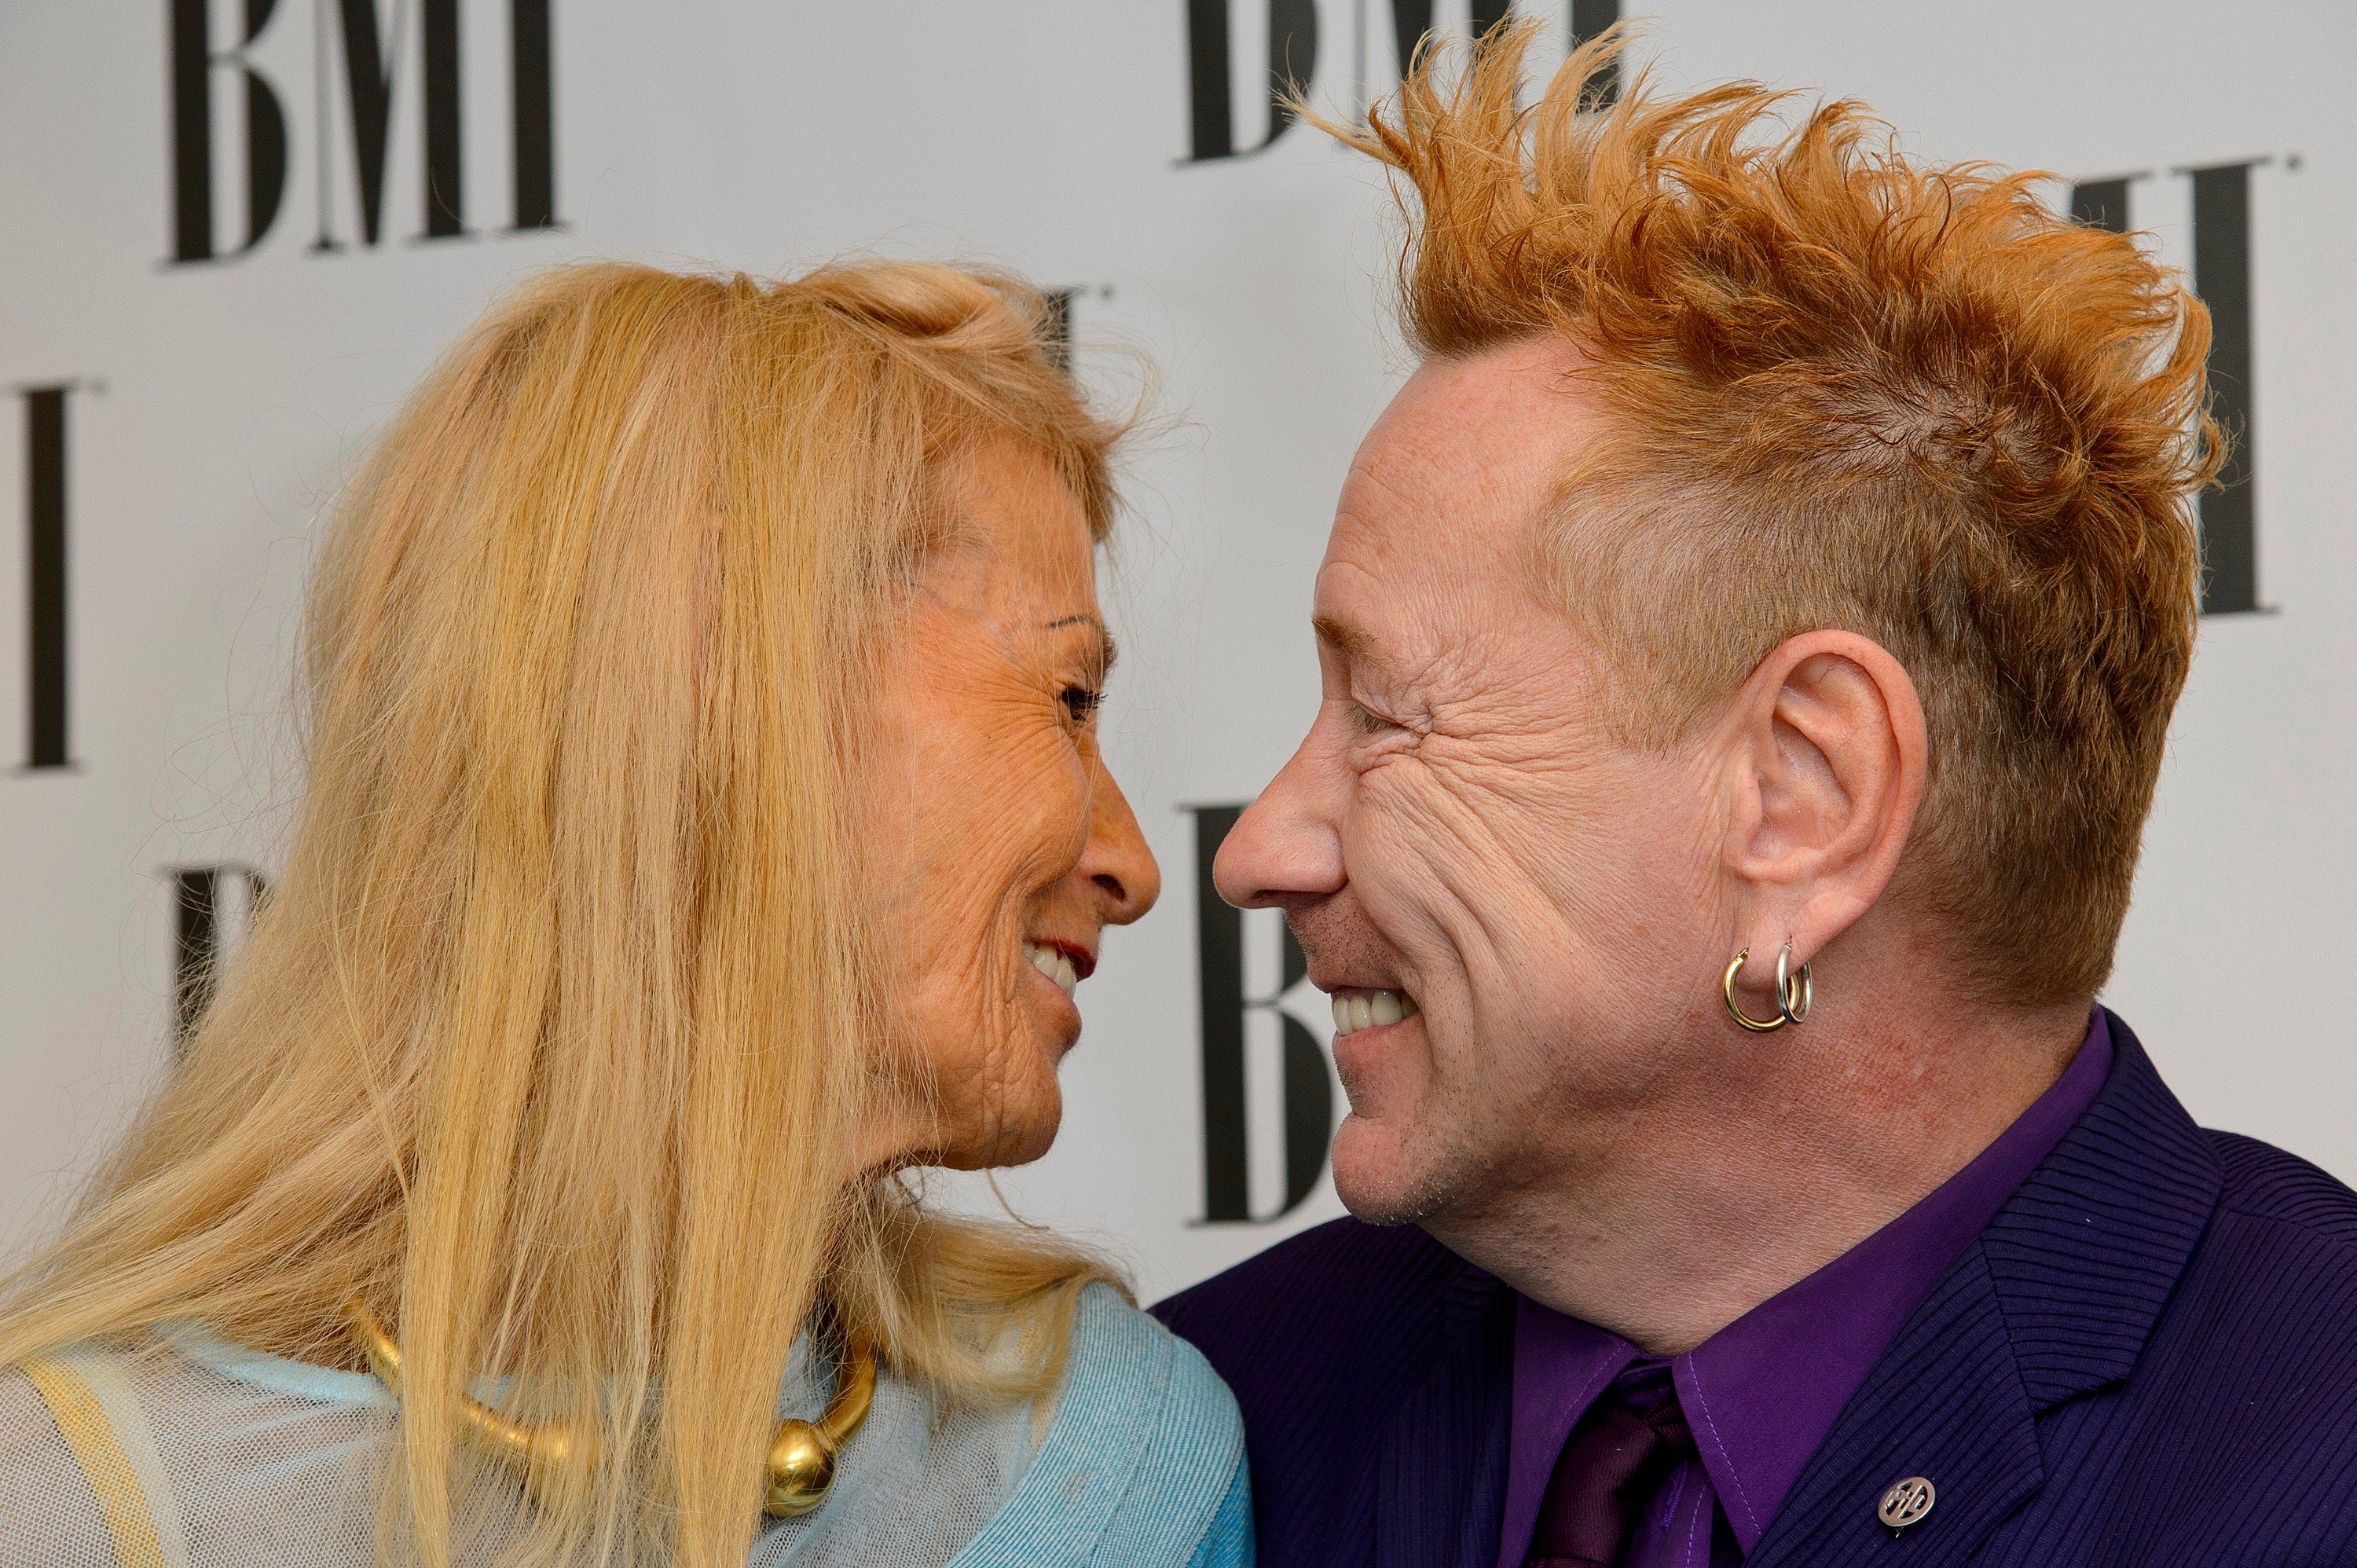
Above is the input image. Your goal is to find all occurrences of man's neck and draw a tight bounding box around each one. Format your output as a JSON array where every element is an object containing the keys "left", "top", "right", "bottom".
[{"left": 1425, "top": 998, "right": 2091, "bottom": 1357}]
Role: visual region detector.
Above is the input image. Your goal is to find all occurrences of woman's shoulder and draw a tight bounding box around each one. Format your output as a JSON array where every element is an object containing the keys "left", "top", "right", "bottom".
[
  {"left": 2, "top": 1331, "right": 395, "bottom": 1568},
  {"left": 0, "top": 1360, "right": 118, "bottom": 1568},
  {"left": 1059, "top": 1281, "right": 1243, "bottom": 1456},
  {"left": 948, "top": 1282, "right": 1250, "bottom": 1568}
]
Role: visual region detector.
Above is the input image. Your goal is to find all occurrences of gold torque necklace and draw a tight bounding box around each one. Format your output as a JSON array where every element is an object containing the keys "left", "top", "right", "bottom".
[{"left": 344, "top": 1299, "right": 878, "bottom": 1517}]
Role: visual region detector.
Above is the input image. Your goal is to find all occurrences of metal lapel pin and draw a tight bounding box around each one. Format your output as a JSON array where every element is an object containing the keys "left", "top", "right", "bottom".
[{"left": 1878, "top": 1475, "right": 1937, "bottom": 1536}]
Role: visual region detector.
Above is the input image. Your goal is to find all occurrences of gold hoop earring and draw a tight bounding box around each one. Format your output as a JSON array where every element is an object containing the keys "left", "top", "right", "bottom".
[
  {"left": 1722, "top": 947, "right": 1786, "bottom": 1033},
  {"left": 346, "top": 1299, "right": 876, "bottom": 1518},
  {"left": 1775, "top": 940, "right": 1812, "bottom": 1026}
]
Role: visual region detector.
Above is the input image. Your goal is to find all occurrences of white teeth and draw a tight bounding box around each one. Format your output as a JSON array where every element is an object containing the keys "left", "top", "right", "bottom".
[
  {"left": 1330, "top": 988, "right": 1416, "bottom": 1039},
  {"left": 1025, "top": 941, "right": 1079, "bottom": 1000}
]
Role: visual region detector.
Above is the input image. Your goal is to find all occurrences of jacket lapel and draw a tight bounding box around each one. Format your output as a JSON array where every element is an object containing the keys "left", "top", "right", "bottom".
[
  {"left": 1373, "top": 1255, "right": 1518, "bottom": 1568},
  {"left": 1747, "top": 1013, "right": 2223, "bottom": 1567}
]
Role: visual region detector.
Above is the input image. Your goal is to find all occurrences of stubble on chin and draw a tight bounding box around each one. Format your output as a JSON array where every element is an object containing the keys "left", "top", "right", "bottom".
[
  {"left": 1330, "top": 1108, "right": 1487, "bottom": 1229},
  {"left": 1342, "top": 1182, "right": 1450, "bottom": 1229},
  {"left": 1288, "top": 905, "right": 1491, "bottom": 1225}
]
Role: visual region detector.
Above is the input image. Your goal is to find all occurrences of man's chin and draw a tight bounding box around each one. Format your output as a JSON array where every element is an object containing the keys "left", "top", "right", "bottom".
[{"left": 1330, "top": 1116, "right": 1461, "bottom": 1227}]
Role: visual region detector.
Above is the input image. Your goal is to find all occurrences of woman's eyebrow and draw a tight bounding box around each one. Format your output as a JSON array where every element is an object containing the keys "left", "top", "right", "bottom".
[{"left": 1046, "top": 614, "right": 1117, "bottom": 676}]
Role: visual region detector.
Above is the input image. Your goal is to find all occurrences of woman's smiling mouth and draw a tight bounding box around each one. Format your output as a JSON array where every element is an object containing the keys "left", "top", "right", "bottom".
[{"left": 1024, "top": 939, "right": 1096, "bottom": 999}]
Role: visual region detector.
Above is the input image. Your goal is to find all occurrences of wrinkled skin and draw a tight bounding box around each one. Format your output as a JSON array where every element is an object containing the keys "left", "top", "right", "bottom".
[
  {"left": 855, "top": 437, "right": 1159, "bottom": 1172},
  {"left": 1216, "top": 338, "right": 2083, "bottom": 1353},
  {"left": 1219, "top": 341, "right": 1732, "bottom": 1228}
]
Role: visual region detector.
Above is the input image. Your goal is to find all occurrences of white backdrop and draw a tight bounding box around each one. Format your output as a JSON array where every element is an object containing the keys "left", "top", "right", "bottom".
[{"left": 3, "top": 0, "right": 2352, "bottom": 1302}]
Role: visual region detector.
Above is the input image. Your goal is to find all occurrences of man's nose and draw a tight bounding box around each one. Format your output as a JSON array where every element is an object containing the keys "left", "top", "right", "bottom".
[{"left": 1213, "top": 738, "right": 1346, "bottom": 910}]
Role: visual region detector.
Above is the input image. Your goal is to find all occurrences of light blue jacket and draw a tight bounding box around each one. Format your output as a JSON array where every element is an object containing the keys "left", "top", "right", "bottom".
[
  {"left": 944, "top": 1284, "right": 1250, "bottom": 1568},
  {"left": 2, "top": 1280, "right": 1249, "bottom": 1568}
]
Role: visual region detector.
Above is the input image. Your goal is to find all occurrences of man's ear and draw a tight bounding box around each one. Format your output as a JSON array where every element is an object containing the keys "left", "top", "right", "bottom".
[{"left": 1717, "top": 630, "right": 1927, "bottom": 986}]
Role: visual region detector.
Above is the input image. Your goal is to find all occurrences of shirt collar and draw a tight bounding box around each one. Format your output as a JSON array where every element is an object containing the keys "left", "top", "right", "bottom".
[{"left": 1498, "top": 1010, "right": 2116, "bottom": 1562}]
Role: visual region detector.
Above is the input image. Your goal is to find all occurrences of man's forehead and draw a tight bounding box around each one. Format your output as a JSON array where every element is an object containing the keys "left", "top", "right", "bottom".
[
  {"left": 1329, "top": 337, "right": 1603, "bottom": 603},
  {"left": 1333, "top": 338, "right": 1599, "bottom": 564}
]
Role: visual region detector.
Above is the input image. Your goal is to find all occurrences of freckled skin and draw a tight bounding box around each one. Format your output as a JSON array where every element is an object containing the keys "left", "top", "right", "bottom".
[
  {"left": 1217, "top": 338, "right": 2086, "bottom": 1354},
  {"left": 853, "top": 438, "right": 1159, "bottom": 1174}
]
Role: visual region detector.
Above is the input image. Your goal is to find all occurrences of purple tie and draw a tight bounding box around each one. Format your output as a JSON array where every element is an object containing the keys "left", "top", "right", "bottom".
[{"left": 1525, "top": 1363, "right": 1699, "bottom": 1568}]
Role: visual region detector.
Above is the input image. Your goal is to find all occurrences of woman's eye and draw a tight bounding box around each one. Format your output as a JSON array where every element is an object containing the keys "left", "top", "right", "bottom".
[
  {"left": 1350, "top": 702, "right": 1395, "bottom": 735},
  {"left": 1060, "top": 686, "right": 1103, "bottom": 725}
]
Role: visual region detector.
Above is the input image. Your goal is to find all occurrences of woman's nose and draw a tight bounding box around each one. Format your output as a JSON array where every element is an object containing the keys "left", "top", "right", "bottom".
[{"left": 1083, "top": 754, "right": 1160, "bottom": 925}]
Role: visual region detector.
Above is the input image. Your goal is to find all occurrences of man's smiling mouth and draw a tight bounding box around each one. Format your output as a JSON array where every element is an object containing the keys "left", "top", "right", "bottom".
[{"left": 1329, "top": 987, "right": 1418, "bottom": 1039}]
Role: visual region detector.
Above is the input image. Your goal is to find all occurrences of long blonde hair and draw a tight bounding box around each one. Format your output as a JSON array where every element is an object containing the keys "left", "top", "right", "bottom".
[{"left": 0, "top": 260, "right": 1125, "bottom": 1566}]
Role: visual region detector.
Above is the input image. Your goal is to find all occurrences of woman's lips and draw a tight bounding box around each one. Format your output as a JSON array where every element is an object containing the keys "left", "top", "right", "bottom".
[
  {"left": 1023, "top": 939, "right": 1096, "bottom": 998},
  {"left": 1039, "top": 938, "right": 1096, "bottom": 980}
]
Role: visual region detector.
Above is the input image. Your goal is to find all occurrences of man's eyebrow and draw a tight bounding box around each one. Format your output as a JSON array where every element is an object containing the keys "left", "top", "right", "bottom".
[
  {"left": 1047, "top": 614, "right": 1117, "bottom": 676},
  {"left": 1312, "top": 613, "right": 1390, "bottom": 675}
]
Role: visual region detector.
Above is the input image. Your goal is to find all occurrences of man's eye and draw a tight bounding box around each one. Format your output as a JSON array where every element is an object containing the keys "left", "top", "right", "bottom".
[
  {"left": 1061, "top": 686, "right": 1103, "bottom": 724},
  {"left": 1350, "top": 702, "right": 1396, "bottom": 735}
]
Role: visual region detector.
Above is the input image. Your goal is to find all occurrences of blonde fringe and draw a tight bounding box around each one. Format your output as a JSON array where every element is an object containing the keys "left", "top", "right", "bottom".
[{"left": 0, "top": 259, "right": 1127, "bottom": 1568}]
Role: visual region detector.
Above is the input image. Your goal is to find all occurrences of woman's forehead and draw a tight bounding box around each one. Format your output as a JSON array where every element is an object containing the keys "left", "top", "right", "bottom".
[{"left": 929, "top": 439, "right": 1097, "bottom": 611}]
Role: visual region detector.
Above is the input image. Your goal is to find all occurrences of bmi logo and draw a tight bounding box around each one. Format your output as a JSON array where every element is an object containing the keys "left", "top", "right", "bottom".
[
  {"left": 167, "top": 0, "right": 559, "bottom": 263},
  {"left": 1185, "top": 805, "right": 1336, "bottom": 1224},
  {"left": 169, "top": 865, "right": 270, "bottom": 1046},
  {"left": 1186, "top": 0, "right": 1621, "bottom": 164},
  {"left": 2069, "top": 163, "right": 2276, "bottom": 617},
  {"left": 13, "top": 383, "right": 86, "bottom": 772}
]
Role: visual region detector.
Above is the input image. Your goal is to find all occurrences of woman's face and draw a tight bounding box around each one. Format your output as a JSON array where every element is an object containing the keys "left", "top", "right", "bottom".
[{"left": 854, "top": 437, "right": 1160, "bottom": 1171}]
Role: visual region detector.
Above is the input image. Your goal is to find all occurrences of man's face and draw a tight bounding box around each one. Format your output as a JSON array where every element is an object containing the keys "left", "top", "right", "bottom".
[{"left": 1214, "top": 338, "right": 1732, "bottom": 1227}]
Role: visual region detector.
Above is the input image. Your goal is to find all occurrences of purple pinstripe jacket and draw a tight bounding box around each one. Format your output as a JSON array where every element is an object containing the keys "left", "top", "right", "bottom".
[{"left": 1153, "top": 1013, "right": 2357, "bottom": 1567}]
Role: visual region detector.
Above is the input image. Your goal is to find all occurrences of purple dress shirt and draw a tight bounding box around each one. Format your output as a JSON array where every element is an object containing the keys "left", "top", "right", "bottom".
[{"left": 1497, "top": 1012, "right": 2116, "bottom": 1568}]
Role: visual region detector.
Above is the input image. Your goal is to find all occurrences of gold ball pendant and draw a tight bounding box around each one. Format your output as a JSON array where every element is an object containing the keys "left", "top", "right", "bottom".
[{"left": 764, "top": 1420, "right": 835, "bottom": 1516}]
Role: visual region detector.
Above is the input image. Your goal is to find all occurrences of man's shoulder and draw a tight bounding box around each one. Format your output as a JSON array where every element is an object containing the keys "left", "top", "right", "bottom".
[
  {"left": 1151, "top": 1219, "right": 1515, "bottom": 1566},
  {"left": 2206, "top": 1127, "right": 2357, "bottom": 1245},
  {"left": 2160, "top": 1127, "right": 2357, "bottom": 1361},
  {"left": 2006, "top": 1129, "right": 2357, "bottom": 1557},
  {"left": 2101, "top": 1128, "right": 2357, "bottom": 1421},
  {"left": 1155, "top": 1214, "right": 1466, "bottom": 1311},
  {"left": 1151, "top": 1215, "right": 1512, "bottom": 1456},
  {"left": 1153, "top": 1216, "right": 1489, "bottom": 1370}
]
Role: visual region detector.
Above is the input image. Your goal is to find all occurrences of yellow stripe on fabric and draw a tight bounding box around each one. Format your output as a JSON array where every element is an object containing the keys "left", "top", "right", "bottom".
[
  {"left": 60, "top": 1343, "right": 192, "bottom": 1568},
  {"left": 21, "top": 1356, "right": 170, "bottom": 1568}
]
